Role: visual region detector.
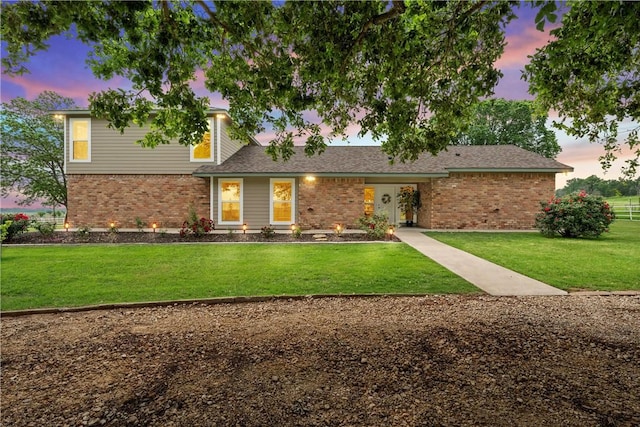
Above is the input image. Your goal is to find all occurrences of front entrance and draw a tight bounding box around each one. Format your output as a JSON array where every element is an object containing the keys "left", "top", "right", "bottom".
[
  {"left": 374, "top": 185, "right": 397, "bottom": 224},
  {"left": 366, "top": 184, "right": 417, "bottom": 226}
]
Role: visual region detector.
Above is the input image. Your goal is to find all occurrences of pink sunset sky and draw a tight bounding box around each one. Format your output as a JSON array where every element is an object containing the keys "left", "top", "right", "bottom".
[{"left": 0, "top": 4, "right": 635, "bottom": 209}]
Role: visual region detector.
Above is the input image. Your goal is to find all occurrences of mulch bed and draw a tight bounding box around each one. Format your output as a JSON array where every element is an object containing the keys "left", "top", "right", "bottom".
[{"left": 4, "top": 231, "right": 399, "bottom": 245}]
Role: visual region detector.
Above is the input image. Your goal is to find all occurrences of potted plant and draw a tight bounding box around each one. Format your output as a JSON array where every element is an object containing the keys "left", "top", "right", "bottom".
[{"left": 397, "top": 186, "right": 420, "bottom": 226}]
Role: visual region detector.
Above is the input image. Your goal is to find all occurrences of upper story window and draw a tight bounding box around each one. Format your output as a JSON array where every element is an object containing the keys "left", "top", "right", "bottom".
[
  {"left": 190, "top": 119, "right": 213, "bottom": 162},
  {"left": 69, "top": 118, "right": 91, "bottom": 162}
]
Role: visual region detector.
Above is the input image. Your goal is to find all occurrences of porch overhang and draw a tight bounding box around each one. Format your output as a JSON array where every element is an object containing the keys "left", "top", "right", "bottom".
[{"left": 193, "top": 171, "right": 449, "bottom": 179}]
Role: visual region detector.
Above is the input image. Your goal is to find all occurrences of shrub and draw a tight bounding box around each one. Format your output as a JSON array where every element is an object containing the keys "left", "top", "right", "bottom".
[
  {"left": 292, "top": 225, "right": 302, "bottom": 239},
  {"left": 134, "top": 217, "right": 145, "bottom": 232},
  {"left": 260, "top": 225, "right": 276, "bottom": 238},
  {"left": 358, "top": 212, "right": 390, "bottom": 239},
  {"left": 76, "top": 225, "right": 92, "bottom": 236},
  {"left": 1, "top": 213, "right": 32, "bottom": 242},
  {"left": 535, "top": 191, "right": 615, "bottom": 238},
  {"left": 180, "top": 206, "right": 214, "bottom": 237},
  {"left": 34, "top": 221, "right": 56, "bottom": 237},
  {"left": 1, "top": 220, "right": 12, "bottom": 242}
]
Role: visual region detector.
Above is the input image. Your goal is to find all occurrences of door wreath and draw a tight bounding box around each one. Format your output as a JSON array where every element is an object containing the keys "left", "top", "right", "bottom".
[{"left": 381, "top": 193, "right": 391, "bottom": 204}]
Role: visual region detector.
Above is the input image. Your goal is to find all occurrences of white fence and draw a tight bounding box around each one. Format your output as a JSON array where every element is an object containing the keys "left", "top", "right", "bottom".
[{"left": 611, "top": 202, "right": 640, "bottom": 221}]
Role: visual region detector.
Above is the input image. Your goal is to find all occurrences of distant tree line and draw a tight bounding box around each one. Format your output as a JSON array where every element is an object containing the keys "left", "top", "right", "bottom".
[{"left": 556, "top": 175, "right": 640, "bottom": 198}]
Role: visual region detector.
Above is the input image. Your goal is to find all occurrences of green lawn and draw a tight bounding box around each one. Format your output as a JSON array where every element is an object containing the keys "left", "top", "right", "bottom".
[
  {"left": 426, "top": 221, "right": 640, "bottom": 292},
  {"left": 0, "top": 243, "right": 478, "bottom": 311}
]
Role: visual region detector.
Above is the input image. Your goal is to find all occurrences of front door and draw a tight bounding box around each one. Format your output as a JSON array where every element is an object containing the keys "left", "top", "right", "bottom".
[{"left": 374, "top": 185, "right": 397, "bottom": 224}]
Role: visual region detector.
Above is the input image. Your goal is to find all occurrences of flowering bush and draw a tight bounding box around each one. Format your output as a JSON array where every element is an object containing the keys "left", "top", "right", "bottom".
[
  {"left": 180, "top": 217, "right": 215, "bottom": 237},
  {"left": 179, "top": 205, "right": 215, "bottom": 237},
  {"left": 535, "top": 190, "right": 615, "bottom": 238},
  {"left": 1, "top": 213, "right": 32, "bottom": 242},
  {"left": 358, "top": 212, "right": 391, "bottom": 239}
]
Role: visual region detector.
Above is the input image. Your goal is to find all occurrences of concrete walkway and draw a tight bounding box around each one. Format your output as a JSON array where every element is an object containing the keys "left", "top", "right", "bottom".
[{"left": 394, "top": 227, "right": 567, "bottom": 296}]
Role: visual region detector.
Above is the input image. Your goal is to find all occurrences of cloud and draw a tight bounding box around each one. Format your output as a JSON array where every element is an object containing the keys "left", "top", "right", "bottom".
[{"left": 497, "top": 26, "right": 556, "bottom": 70}]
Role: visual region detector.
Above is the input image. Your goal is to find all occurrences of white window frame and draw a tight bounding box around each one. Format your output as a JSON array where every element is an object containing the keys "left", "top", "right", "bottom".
[
  {"left": 190, "top": 118, "right": 214, "bottom": 162},
  {"left": 269, "top": 178, "right": 296, "bottom": 225},
  {"left": 218, "top": 178, "right": 243, "bottom": 225},
  {"left": 69, "top": 118, "right": 91, "bottom": 163}
]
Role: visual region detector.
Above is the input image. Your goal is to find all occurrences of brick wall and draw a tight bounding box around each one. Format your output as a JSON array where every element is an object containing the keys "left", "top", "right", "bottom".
[
  {"left": 417, "top": 172, "right": 556, "bottom": 230},
  {"left": 67, "top": 175, "right": 210, "bottom": 228},
  {"left": 298, "top": 177, "right": 365, "bottom": 229}
]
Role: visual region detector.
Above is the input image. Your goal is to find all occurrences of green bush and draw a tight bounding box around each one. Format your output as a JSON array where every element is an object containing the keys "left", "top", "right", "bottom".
[
  {"left": 358, "top": 212, "right": 391, "bottom": 239},
  {"left": 1, "top": 213, "right": 32, "bottom": 242},
  {"left": 535, "top": 190, "right": 614, "bottom": 238},
  {"left": 34, "top": 221, "right": 56, "bottom": 237}
]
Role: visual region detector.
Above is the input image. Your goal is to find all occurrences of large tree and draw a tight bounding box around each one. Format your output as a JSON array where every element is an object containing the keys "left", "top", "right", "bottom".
[
  {"left": 1, "top": 1, "right": 638, "bottom": 171},
  {"left": 454, "top": 98, "right": 560, "bottom": 158},
  {"left": 0, "top": 91, "right": 75, "bottom": 212},
  {"left": 525, "top": 1, "right": 640, "bottom": 177},
  {"left": 0, "top": 0, "right": 514, "bottom": 161}
]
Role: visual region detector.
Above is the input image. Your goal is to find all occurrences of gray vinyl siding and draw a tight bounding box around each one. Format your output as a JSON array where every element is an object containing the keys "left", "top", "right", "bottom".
[
  {"left": 65, "top": 116, "right": 247, "bottom": 175},
  {"left": 219, "top": 118, "right": 245, "bottom": 164},
  {"left": 212, "top": 177, "right": 299, "bottom": 228}
]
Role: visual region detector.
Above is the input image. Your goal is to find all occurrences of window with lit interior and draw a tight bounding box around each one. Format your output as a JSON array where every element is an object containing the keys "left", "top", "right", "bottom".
[
  {"left": 69, "top": 118, "right": 91, "bottom": 162},
  {"left": 190, "top": 119, "right": 213, "bottom": 161},
  {"left": 219, "top": 179, "right": 242, "bottom": 224},
  {"left": 270, "top": 179, "right": 295, "bottom": 224}
]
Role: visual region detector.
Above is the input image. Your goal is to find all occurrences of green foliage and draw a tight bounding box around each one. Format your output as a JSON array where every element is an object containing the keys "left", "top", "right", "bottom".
[
  {"left": 180, "top": 207, "right": 215, "bottom": 237},
  {"left": 454, "top": 98, "right": 560, "bottom": 158},
  {"left": 524, "top": 1, "right": 640, "bottom": 177},
  {"left": 134, "top": 217, "right": 145, "bottom": 232},
  {"left": 292, "top": 225, "right": 302, "bottom": 239},
  {"left": 1, "top": 213, "right": 32, "bottom": 242},
  {"left": 358, "top": 212, "right": 391, "bottom": 239},
  {"left": 535, "top": 191, "right": 615, "bottom": 238},
  {"left": 34, "top": 221, "right": 56, "bottom": 237},
  {"left": 0, "top": 92, "right": 74, "bottom": 210},
  {"left": 4, "top": 2, "right": 635, "bottom": 171},
  {"left": 0, "top": 221, "right": 10, "bottom": 242},
  {"left": 397, "top": 186, "right": 420, "bottom": 213},
  {"left": 557, "top": 175, "right": 640, "bottom": 198},
  {"left": 260, "top": 226, "right": 276, "bottom": 239},
  {"left": 76, "top": 225, "right": 92, "bottom": 238},
  {"left": 0, "top": 1, "right": 514, "bottom": 161}
]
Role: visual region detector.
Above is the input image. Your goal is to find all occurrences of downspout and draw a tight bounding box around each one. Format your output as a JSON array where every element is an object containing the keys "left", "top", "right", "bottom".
[
  {"left": 210, "top": 177, "right": 214, "bottom": 222},
  {"left": 216, "top": 114, "right": 222, "bottom": 165}
]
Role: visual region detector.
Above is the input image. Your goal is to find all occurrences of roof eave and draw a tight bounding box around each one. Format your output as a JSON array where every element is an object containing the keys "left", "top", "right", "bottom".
[
  {"left": 446, "top": 167, "right": 574, "bottom": 173},
  {"left": 193, "top": 172, "right": 449, "bottom": 178},
  {"left": 51, "top": 108, "right": 230, "bottom": 116}
]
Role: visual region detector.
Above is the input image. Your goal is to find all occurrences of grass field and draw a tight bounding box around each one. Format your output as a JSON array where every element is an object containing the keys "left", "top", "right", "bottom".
[
  {"left": 0, "top": 243, "right": 478, "bottom": 311},
  {"left": 426, "top": 221, "right": 639, "bottom": 292}
]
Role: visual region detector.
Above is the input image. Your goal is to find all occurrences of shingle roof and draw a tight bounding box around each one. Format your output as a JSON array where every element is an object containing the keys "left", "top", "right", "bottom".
[{"left": 193, "top": 145, "right": 573, "bottom": 177}]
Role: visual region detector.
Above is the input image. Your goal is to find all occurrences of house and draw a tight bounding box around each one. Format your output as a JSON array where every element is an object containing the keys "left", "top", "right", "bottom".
[{"left": 57, "top": 109, "right": 573, "bottom": 230}]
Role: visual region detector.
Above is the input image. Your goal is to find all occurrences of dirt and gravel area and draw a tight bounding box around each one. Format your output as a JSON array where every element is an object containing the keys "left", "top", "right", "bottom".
[{"left": 2, "top": 295, "right": 639, "bottom": 426}]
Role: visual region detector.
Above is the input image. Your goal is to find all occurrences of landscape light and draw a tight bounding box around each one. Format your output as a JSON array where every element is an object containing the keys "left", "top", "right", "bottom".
[
  {"left": 152, "top": 222, "right": 157, "bottom": 232},
  {"left": 243, "top": 223, "right": 247, "bottom": 234},
  {"left": 64, "top": 222, "right": 70, "bottom": 232},
  {"left": 387, "top": 226, "right": 394, "bottom": 240}
]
